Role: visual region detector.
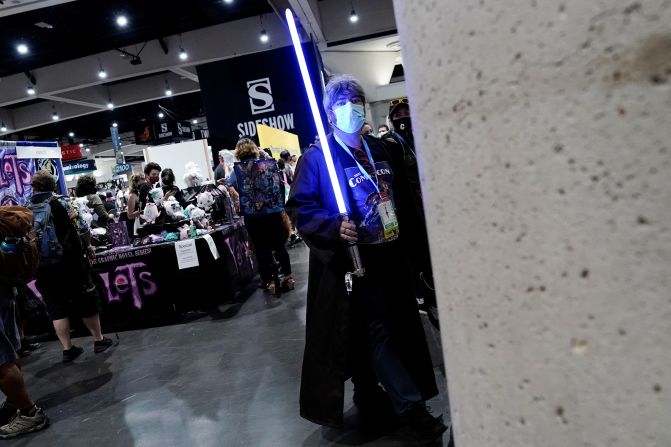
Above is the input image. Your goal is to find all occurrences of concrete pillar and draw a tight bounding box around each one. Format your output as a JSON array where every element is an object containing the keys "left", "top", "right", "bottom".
[{"left": 393, "top": 0, "right": 671, "bottom": 445}]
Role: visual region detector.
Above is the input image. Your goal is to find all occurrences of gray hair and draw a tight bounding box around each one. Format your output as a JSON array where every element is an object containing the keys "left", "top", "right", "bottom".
[
  {"left": 218, "top": 149, "right": 228, "bottom": 160},
  {"left": 323, "top": 74, "right": 366, "bottom": 114}
]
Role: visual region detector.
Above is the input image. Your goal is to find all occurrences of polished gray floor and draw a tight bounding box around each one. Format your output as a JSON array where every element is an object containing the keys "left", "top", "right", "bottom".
[{"left": 8, "top": 244, "right": 450, "bottom": 446}]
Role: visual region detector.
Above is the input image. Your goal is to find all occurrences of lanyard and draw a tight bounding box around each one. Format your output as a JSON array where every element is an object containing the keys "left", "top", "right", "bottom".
[{"left": 334, "top": 134, "right": 380, "bottom": 193}]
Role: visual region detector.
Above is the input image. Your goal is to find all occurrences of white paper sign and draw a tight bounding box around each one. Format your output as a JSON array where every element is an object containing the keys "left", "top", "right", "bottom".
[
  {"left": 203, "top": 234, "right": 220, "bottom": 260},
  {"left": 16, "top": 146, "right": 62, "bottom": 159},
  {"left": 175, "top": 239, "right": 199, "bottom": 270}
]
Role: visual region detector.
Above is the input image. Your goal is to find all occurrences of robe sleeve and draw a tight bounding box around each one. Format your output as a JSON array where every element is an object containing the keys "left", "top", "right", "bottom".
[{"left": 287, "top": 150, "right": 343, "bottom": 252}]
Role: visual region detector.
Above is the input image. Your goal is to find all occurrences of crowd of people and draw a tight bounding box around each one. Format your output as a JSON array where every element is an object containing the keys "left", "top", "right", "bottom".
[{"left": 0, "top": 73, "right": 447, "bottom": 443}]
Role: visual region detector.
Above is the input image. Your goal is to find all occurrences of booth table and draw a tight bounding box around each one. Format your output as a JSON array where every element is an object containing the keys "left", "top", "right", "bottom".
[{"left": 91, "top": 220, "right": 256, "bottom": 330}]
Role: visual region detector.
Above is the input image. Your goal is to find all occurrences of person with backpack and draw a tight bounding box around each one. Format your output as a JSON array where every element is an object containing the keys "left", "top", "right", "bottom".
[
  {"left": 28, "top": 171, "right": 113, "bottom": 362},
  {"left": 0, "top": 284, "right": 49, "bottom": 439},
  {"left": 0, "top": 206, "right": 49, "bottom": 438},
  {"left": 228, "top": 138, "right": 294, "bottom": 295}
]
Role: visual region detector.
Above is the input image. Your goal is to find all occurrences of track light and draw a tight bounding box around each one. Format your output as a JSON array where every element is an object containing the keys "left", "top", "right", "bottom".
[
  {"left": 107, "top": 101, "right": 114, "bottom": 110},
  {"left": 116, "top": 15, "right": 128, "bottom": 27},
  {"left": 17, "top": 43, "right": 29, "bottom": 55},
  {"left": 350, "top": 9, "right": 359, "bottom": 23},
  {"left": 164, "top": 80, "right": 172, "bottom": 96},
  {"left": 223, "top": 0, "right": 234, "bottom": 4},
  {"left": 158, "top": 112, "right": 164, "bottom": 118},
  {"left": 85, "top": 147, "right": 91, "bottom": 152},
  {"left": 68, "top": 131, "right": 75, "bottom": 137},
  {"left": 1, "top": 123, "right": 7, "bottom": 132},
  {"left": 112, "top": 122, "right": 118, "bottom": 128},
  {"left": 258, "top": 15, "right": 269, "bottom": 43},
  {"left": 27, "top": 85, "right": 36, "bottom": 95},
  {"left": 98, "top": 67, "right": 107, "bottom": 79},
  {"left": 192, "top": 119, "right": 198, "bottom": 124},
  {"left": 179, "top": 48, "right": 188, "bottom": 60},
  {"left": 52, "top": 112, "right": 59, "bottom": 121},
  {"left": 79, "top": 143, "right": 84, "bottom": 147}
]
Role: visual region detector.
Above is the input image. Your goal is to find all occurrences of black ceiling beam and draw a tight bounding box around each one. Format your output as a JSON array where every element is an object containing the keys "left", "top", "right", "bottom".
[
  {"left": 158, "top": 37, "right": 169, "bottom": 55},
  {"left": 24, "top": 71, "right": 36, "bottom": 86}
]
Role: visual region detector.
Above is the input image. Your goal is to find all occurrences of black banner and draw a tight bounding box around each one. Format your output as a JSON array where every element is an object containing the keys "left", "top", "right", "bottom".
[
  {"left": 134, "top": 120, "right": 193, "bottom": 145},
  {"left": 196, "top": 42, "right": 325, "bottom": 159}
]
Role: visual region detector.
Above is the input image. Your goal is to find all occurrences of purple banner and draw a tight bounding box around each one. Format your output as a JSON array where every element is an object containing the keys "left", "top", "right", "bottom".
[{"left": 0, "top": 147, "right": 35, "bottom": 206}]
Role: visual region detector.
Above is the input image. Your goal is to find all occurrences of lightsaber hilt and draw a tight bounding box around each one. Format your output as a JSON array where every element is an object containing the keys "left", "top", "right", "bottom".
[{"left": 343, "top": 214, "right": 365, "bottom": 293}]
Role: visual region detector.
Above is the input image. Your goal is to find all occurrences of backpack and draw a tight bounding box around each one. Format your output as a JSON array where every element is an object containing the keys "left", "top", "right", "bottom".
[
  {"left": 0, "top": 206, "right": 40, "bottom": 284},
  {"left": 26, "top": 198, "right": 64, "bottom": 266},
  {"left": 233, "top": 159, "right": 285, "bottom": 217}
]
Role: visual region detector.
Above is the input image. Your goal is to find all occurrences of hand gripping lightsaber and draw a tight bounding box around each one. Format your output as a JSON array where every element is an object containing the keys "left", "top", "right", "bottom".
[{"left": 285, "top": 9, "right": 365, "bottom": 292}]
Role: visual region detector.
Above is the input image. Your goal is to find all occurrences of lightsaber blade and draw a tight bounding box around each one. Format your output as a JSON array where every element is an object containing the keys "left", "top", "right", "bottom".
[{"left": 285, "top": 9, "right": 365, "bottom": 288}]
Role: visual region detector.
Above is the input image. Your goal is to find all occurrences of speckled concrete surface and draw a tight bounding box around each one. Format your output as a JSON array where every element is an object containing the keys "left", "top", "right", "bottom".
[{"left": 393, "top": 0, "right": 671, "bottom": 446}]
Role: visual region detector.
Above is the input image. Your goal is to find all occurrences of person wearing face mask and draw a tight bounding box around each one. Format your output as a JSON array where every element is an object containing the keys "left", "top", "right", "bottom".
[
  {"left": 360, "top": 122, "right": 374, "bottom": 137},
  {"left": 287, "top": 75, "right": 446, "bottom": 442},
  {"left": 144, "top": 162, "right": 162, "bottom": 187},
  {"left": 385, "top": 99, "right": 439, "bottom": 330}
]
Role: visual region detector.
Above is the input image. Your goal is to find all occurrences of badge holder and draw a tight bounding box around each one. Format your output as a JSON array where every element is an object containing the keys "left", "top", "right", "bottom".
[{"left": 342, "top": 214, "right": 365, "bottom": 293}]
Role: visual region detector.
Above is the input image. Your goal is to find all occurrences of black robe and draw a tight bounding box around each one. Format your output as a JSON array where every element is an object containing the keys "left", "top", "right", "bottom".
[{"left": 287, "top": 134, "right": 438, "bottom": 427}]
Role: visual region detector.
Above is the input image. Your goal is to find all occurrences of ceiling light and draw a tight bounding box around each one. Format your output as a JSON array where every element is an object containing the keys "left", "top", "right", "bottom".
[
  {"left": 26, "top": 85, "right": 36, "bottom": 95},
  {"left": 52, "top": 112, "right": 59, "bottom": 121},
  {"left": 16, "top": 43, "right": 29, "bottom": 55},
  {"left": 34, "top": 22, "right": 53, "bottom": 29},
  {"left": 260, "top": 29, "right": 269, "bottom": 43},
  {"left": 179, "top": 48, "right": 188, "bottom": 61},
  {"left": 223, "top": 0, "right": 234, "bottom": 4},
  {"left": 1, "top": 123, "right": 7, "bottom": 132},
  {"left": 165, "top": 88, "right": 173, "bottom": 96},
  {"left": 68, "top": 131, "right": 75, "bottom": 137},
  {"left": 116, "top": 15, "right": 128, "bottom": 27},
  {"left": 107, "top": 101, "right": 114, "bottom": 110},
  {"left": 350, "top": 9, "right": 359, "bottom": 23},
  {"left": 112, "top": 122, "right": 118, "bottom": 128},
  {"left": 192, "top": 119, "right": 198, "bottom": 124},
  {"left": 98, "top": 68, "right": 107, "bottom": 79},
  {"left": 79, "top": 143, "right": 84, "bottom": 147},
  {"left": 85, "top": 147, "right": 90, "bottom": 152},
  {"left": 158, "top": 112, "right": 164, "bottom": 118}
]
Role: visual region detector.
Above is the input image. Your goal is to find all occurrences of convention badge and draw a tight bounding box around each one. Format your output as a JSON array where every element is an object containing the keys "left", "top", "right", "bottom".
[{"left": 377, "top": 200, "right": 399, "bottom": 240}]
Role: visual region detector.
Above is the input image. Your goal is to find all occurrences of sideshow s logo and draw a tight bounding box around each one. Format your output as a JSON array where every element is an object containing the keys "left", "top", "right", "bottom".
[
  {"left": 247, "top": 77, "right": 275, "bottom": 115},
  {"left": 160, "top": 123, "right": 168, "bottom": 133}
]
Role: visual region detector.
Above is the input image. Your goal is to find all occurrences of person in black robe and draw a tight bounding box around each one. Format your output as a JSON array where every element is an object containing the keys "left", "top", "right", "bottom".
[
  {"left": 287, "top": 75, "right": 446, "bottom": 442},
  {"left": 385, "top": 99, "right": 440, "bottom": 329}
]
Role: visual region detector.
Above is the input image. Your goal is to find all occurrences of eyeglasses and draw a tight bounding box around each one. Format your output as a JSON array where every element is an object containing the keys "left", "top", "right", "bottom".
[{"left": 390, "top": 98, "right": 408, "bottom": 106}]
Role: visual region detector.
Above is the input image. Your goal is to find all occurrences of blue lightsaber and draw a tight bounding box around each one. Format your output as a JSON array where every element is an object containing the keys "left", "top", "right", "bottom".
[{"left": 285, "top": 9, "right": 365, "bottom": 290}]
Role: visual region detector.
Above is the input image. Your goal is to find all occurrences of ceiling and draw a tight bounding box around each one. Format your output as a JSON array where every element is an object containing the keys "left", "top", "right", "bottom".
[
  {"left": 0, "top": 0, "right": 273, "bottom": 78},
  {"left": 0, "top": 0, "right": 401, "bottom": 150}
]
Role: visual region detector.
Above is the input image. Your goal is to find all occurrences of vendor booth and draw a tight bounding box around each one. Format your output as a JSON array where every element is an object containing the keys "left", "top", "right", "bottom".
[
  {"left": 90, "top": 220, "right": 255, "bottom": 330},
  {"left": 2, "top": 140, "right": 258, "bottom": 332}
]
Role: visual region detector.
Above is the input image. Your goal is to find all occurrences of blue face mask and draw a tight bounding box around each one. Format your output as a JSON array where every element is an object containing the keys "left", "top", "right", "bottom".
[{"left": 333, "top": 101, "right": 366, "bottom": 134}]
